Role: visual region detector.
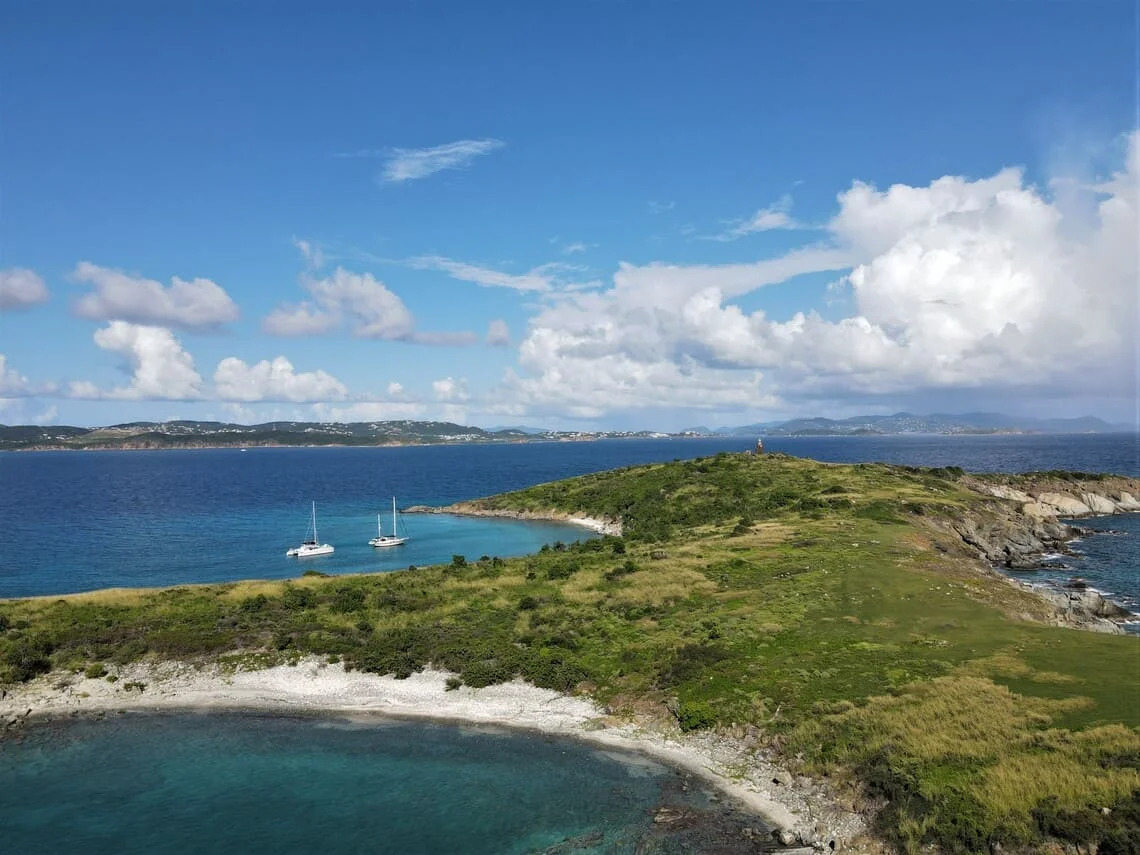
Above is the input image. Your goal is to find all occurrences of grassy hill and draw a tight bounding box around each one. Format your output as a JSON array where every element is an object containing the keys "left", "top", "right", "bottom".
[{"left": 2, "top": 452, "right": 1137, "bottom": 852}]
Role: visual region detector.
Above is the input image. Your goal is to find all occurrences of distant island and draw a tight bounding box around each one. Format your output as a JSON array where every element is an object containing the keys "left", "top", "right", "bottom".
[{"left": 0, "top": 411, "right": 1132, "bottom": 451}]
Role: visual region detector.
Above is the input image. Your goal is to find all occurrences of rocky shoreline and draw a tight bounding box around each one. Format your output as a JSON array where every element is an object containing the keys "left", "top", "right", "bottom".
[{"left": 945, "top": 475, "right": 1140, "bottom": 633}]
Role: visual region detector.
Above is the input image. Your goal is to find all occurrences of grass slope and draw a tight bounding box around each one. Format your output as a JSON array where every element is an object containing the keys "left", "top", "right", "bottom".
[{"left": 2, "top": 452, "right": 1138, "bottom": 852}]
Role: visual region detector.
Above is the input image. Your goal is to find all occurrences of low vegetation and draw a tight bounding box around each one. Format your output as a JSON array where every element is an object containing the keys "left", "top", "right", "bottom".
[{"left": 2, "top": 452, "right": 1137, "bottom": 852}]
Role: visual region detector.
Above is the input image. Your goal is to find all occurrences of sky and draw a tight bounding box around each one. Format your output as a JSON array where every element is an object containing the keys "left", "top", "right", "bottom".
[{"left": 1, "top": 1, "right": 1138, "bottom": 430}]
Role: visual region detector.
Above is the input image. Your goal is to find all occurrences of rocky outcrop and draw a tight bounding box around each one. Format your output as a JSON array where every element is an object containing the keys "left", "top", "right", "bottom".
[
  {"left": 1025, "top": 587, "right": 1130, "bottom": 635},
  {"left": 405, "top": 504, "right": 624, "bottom": 536},
  {"left": 1118, "top": 492, "right": 1140, "bottom": 511},
  {"left": 1035, "top": 492, "right": 1094, "bottom": 516},
  {"left": 981, "top": 476, "right": 1140, "bottom": 519},
  {"left": 950, "top": 511, "right": 1079, "bottom": 570}
]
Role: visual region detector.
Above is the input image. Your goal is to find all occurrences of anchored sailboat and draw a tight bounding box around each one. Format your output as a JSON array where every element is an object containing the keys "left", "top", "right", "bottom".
[
  {"left": 286, "top": 501, "right": 335, "bottom": 557},
  {"left": 370, "top": 497, "right": 409, "bottom": 548}
]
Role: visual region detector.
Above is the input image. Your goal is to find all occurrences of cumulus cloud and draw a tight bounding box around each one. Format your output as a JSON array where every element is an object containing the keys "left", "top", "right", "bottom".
[
  {"left": 264, "top": 268, "right": 414, "bottom": 339},
  {"left": 503, "top": 131, "right": 1139, "bottom": 416},
  {"left": 0, "top": 354, "right": 31, "bottom": 396},
  {"left": 486, "top": 319, "right": 511, "bottom": 346},
  {"left": 70, "top": 262, "right": 239, "bottom": 330},
  {"left": 386, "top": 381, "right": 404, "bottom": 397},
  {"left": 69, "top": 322, "right": 203, "bottom": 400},
  {"left": 213, "top": 356, "right": 348, "bottom": 402},
  {"left": 647, "top": 200, "right": 676, "bottom": 214},
  {"left": 432, "top": 377, "right": 469, "bottom": 402},
  {"left": 0, "top": 268, "right": 49, "bottom": 310},
  {"left": 382, "top": 139, "right": 504, "bottom": 183}
]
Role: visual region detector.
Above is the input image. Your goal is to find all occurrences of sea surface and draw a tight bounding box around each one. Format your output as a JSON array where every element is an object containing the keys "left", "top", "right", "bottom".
[
  {"left": 0, "top": 713, "right": 749, "bottom": 854},
  {"left": 1, "top": 433, "right": 1136, "bottom": 599}
]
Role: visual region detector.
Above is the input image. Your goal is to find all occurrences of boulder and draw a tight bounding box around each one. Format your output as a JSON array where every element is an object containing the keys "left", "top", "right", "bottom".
[
  {"left": 1081, "top": 493, "right": 1118, "bottom": 515},
  {"left": 1036, "top": 493, "right": 1093, "bottom": 516}
]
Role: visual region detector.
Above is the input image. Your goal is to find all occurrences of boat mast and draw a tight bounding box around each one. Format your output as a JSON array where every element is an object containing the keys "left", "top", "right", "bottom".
[
  {"left": 312, "top": 501, "right": 318, "bottom": 543},
  {"left": 392, "top": 496, "right": 397, "bottom": 537}
]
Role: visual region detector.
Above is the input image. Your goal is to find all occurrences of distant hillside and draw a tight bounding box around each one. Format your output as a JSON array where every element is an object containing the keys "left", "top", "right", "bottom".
[
  {"left": 0, "top": 420, "right": 682, "bottom": 451},
  {"left": 722, "top": 412, "right": 1133, "bottom": 437}
]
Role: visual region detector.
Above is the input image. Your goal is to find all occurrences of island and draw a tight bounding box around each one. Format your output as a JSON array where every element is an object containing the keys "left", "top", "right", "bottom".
[{"left": 3, "top": 452, "right": 1138, "bottom": 853}]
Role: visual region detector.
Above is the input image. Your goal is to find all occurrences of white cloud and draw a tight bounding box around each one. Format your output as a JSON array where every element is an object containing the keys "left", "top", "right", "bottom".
[
  {"left": 432, "top": 377, "right": 469, "bottom": 402},
  {"left": 70, "top": 322, "right": 203, "bottom": 400},
  {"left": 486, "top": 319, "right": 511, "bottom": 346},
  {"left": 647, "top": 200, "right": 676, "bottom": 214},
  {"left": 32, "top": 404, "right": 58, "bottom": 425},
  {"left": 501, "top": 131, "right": 1140, "bottom": 416},
  {"left": 562, "top": 242, "right": 588, "bottom": 255},
  {"left": 386, "top": 381, "right": 404, "bottom": 397},
  {"left": 262, "top": 302, "right": 340, "bottom": 336},
  {"left": 0, "top": 354, "right": 30, "bottom": 396},
  {"left": 311, "top": 401, "right": 428, "bottom": 422},
  {"left": 709, "top": 194, "right": 807, "bottom": 240},
  {"left": 408, "top": 255, "right": 558, "bottom": 293},
  {"left": 264, "top": 268, "right": 414, "bottom": 339},
  {"left": 292, "top": 237, "right": 325, "bottom": 270},
  {"left": 213, "top": 356, "right": 348, "bottom": 402},
  {"left": 0, "top": 268, "right": 49, "bottom": 310},
  {"left": 409, "top": 331, "right": 480, "bottom": 346},
  {"left": 70, "top": 262, "right": 239, "bottom": 330},
  {"left": 382, "top": 139, "right": 504, "bottom": 183}
]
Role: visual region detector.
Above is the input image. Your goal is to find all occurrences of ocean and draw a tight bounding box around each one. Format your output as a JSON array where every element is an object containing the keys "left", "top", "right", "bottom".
[{"left": 0, "top": 713, "right": 756, "bottom": 854}]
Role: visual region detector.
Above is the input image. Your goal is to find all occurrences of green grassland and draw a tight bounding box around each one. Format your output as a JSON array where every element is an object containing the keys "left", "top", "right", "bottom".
[{"left": 2, "top": 452, "right": 1138, "bottom": 852}]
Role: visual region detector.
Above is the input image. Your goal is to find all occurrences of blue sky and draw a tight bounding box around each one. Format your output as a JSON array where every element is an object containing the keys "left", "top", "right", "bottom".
[{"left": 1, "top": 1, "right": 1137, "bottom": 429}]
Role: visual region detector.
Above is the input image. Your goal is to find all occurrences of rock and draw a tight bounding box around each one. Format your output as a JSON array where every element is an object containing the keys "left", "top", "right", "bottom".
[
  {"left": 774, "top": 829, "right": 797, "bottom": 846},
  {"left": 649, "top": 550, "right": 668, "bottom": 560},
  {"left": 1082, "top": 493, "right": 1118, "bottom": 515},
  {"left": 989, "top": 486, "right": 1034, "bottom": 503},
  {"left": 1036, "top": 493, "right": 1093, "bottom": 516},
  {"left": 771, "top": 770, "right": 793, "bottom": 786},
  {"left": 1022, "top": 501, "right": 1057, "bottom": 519},
  {"left": 1117, "top": 491, "right": 1140, "bottom": 511}
]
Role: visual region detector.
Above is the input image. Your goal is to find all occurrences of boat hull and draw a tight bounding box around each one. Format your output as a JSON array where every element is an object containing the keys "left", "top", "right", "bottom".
[
  {"left": 369, "top": 536, "right": 408, "bottom": 548},
  {"left": 286, "top": 544, "right": 335, "bottom": 557}
]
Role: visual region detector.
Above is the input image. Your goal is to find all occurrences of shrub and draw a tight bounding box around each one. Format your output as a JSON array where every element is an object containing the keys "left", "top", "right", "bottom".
[
  {"left": 445, "top": 676, "right": 462, "bottom": 691},
  {"left": 85, "top": 663, "right": 108, "bottom": 679},
  {"left": 239, "top": 594, "right": 269, "bottom": 613},
  {"left": 451, "top": 555, "right": 467, "bottom": 568},
  {"left": 282, "top": 586, "right": 314, "bottom": 610},
  {"left": 1, "top": 638, "right": 53, "bottom": 683},
  {"left": 330, "top": 586, "right": 366, "bottom": 613},
  {"left": 301, "top": 569, "right": 329, "bottom": 578},
  {"left": 518, "top": 596, "right": 539, "bottom": 611},
  {"left": 676, "top": 700, "right": 716, "bottom": 732}
]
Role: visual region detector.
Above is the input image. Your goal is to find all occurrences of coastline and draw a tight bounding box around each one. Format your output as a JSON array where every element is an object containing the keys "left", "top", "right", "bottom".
[
  {"left": 1, "top": 657, "right": 866, "bottom": 850},
  {"left": 406, "top": 503, "right": 625, "bottom": 537}
]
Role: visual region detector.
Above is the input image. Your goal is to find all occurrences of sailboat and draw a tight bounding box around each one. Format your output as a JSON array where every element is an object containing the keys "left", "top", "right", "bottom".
[
  {"left": 370, "top": 497, "right": 409, "bottom": 548},
  {"left": 286, "top": 502, "right": 335, "bottom": 557}
]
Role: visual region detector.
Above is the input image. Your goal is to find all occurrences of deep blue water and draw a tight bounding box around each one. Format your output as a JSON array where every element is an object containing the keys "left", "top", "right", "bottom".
[
  {"left": 0, "top": 713, "right": 737, "bottom": 854},
  {"left": 1, "top": 434, "right": 1136, "bottom": 598}
]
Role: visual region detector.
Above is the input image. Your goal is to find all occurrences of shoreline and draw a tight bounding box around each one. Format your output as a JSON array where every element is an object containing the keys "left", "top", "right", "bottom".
[
  {"left": 1, "top": 657, "right": 866, "bottom": 850},
  {"left": 406, "top": 503, "right": 625, "bottom": 537}
]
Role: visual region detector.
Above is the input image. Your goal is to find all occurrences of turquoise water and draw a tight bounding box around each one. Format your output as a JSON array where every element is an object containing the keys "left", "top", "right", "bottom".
[{"left": 0, "top": 713, "right": 758, "bottom": 854}]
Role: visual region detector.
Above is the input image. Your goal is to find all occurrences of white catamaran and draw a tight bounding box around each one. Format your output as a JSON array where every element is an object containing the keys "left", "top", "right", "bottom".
[
  {"left": 286, "top": 501, "right": 335, "bottom": 557},
  {"left": 370, "top": 497, "right": 409, "bottom": 548}
]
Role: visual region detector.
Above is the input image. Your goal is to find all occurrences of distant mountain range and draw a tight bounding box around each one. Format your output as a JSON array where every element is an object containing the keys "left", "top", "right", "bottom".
[
  {"left": 0, "top": 420, "right": 680, "bottom": 451},
  {"left": 717, "top": 412, "right": 1134, "bottom": 437},
  {"left": 0, "top": 412, "right": 1131, "bottom": 451}
]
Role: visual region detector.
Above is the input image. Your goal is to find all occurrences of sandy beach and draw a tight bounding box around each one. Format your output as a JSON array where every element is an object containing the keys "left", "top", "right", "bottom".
[{"left": 1, "top": 657, "right": 867, "bottom": 850}]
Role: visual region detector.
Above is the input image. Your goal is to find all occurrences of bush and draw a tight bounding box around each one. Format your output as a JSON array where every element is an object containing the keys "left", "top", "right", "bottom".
[
  {"left": 450, "top": 555, "right": 467, "bottom": 568},
  {"left": 1, "top": 638, "right": 53, "bottom": 683},
  {"left": 330, "top": 586, "right": 366, "bottom": 613},
  {"left": 445, "top": 676, "right": 462, "bottom": 691},
  {"left": 239, "top": 594, "right": 269, "bottom": 613},
  {"left": 518, "top": 596, "right": 539, "bottom": 611},
  {"left": 85, "top": 663, "right": 108, "bottom": 679},
  {"left": 676, "top": 700, "right": 717, "bottom": 732},
  {"left": 282, "top": 586, "right": 314, "bottom": 610}
]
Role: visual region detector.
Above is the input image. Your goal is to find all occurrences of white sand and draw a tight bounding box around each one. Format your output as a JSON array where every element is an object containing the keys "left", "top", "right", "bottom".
[{"left": 2, "top": 658, "right": 867, "bottom": 848}]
